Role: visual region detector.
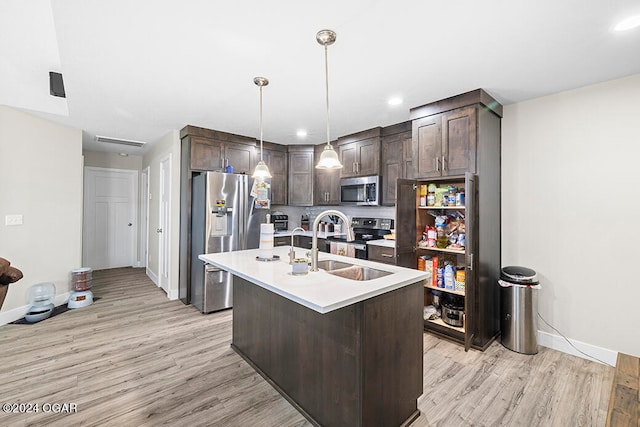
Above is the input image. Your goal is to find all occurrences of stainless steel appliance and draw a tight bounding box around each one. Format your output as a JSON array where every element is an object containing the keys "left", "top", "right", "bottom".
[
  {"left": 327, "top": 217, "right": 393, "bottom": 259},
  {"left": 190, "top": 172, "right": 269, "bottom": 313},
  {"left": 340, "top": 176, "right": 379, "bottom": 205}
]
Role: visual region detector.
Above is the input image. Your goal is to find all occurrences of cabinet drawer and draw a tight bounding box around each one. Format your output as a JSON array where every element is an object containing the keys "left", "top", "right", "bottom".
[
  {"left": 274, "top": 236, "right": 289, "bottom": 247},
  {"left": 368, "top": 245, "right": 396, "bottom": 265}
]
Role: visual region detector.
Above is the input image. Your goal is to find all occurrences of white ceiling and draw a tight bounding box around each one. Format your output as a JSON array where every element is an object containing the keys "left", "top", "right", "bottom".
[{"left": 2, "top": 0, "right": 640, "bottom": 155}]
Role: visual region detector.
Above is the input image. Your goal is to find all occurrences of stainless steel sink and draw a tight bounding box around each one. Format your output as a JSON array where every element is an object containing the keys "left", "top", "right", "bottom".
[
  {"left": 317, "top": 259, "right": 392, "bottom": 281},
  {"left": 316, "top": 259, "right": 354, "bottom": 271}
]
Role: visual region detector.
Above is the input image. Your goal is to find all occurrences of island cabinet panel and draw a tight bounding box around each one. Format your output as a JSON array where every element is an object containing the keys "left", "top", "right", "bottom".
[{"left": 232, "top": 277, "right": 423, "bottom": 427}]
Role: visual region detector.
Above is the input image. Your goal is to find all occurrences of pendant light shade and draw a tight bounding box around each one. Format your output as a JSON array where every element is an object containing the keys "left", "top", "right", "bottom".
[
  {"left": 252, "top": 76, "right": 272, "bottom": 180},
  {"left": 315, "top": 29, "right": 343, "bottom": 170}
]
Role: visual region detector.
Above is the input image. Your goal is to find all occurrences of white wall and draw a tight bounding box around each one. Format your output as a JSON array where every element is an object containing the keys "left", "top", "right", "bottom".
[
  {"left": 142, "top": 130, "right": 181, "bottom": 299},
  {"left": 502, "top": 73, "right": 640, "bottom": 358},
  {"left": 83, "top": 150, "right": 142, "bottom": 171},
  {"left": 0, "top": 106, "right": 83, "bottom": 316}
]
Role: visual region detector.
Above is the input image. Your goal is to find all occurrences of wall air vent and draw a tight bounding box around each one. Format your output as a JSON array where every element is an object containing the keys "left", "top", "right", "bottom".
[
  {"left": 95, "top": 135, "right": 146, "bottom": 148},
  {"left": 49, "top": 71, "right": 66, "bottom": 98}
]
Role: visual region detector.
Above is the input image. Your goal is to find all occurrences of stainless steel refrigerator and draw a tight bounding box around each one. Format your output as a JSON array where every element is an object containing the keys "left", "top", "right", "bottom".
[{"left": 190, "top": 172, "right": 269, "bottom": 313}]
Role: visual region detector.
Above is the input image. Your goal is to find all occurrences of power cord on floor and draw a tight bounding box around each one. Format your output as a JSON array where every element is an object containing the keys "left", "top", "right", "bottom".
[{"left": 537, "top": 312, "right": 615, "bottom": 368}]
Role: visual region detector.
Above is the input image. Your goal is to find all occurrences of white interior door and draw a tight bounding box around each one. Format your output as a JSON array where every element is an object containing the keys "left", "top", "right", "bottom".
[
  {"left": 83, "top": 167, "right": 138, "bottom": 270},
  {"left": 140, "top": 167, "right": 149, "bottom": 268},
  {"left": 158, "top": 156, "right": 171, "bottom": 293}
]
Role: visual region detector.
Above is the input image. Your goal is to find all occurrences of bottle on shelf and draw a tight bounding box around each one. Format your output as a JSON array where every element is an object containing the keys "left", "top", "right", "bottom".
[
  {"left": 427, "top": 183, "right": 436, "bottom": 206},
  {"left": 444, "top": 264, "right": 455, "bottom": 290}
]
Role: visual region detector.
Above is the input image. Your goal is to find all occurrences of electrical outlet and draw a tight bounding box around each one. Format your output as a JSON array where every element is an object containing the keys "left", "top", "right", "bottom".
[{"left": 5, "top": 214, "right": 23, "bottom": 226}]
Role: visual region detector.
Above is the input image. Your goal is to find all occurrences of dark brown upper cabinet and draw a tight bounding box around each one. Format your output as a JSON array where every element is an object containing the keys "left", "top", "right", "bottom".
[
  {"left": 287, "top": 145, "right": 314, "bottom": 206},
  {"left": 261, "top": 142, "right": 287, "bottom": 206},
  {"left": 380, "top": 122, "right": 412, "bottom": 206},
  {"left": 184, "top": 127, "right": 256, "bottom": 175},
  {"left": 410, "top": 89, "right": 502, "bottom": 179},
  {"left": 338, "top": 128, "right": 381, "bottom": 178},
  {"left": 314, "top": 143, "right": 341, "bottom": 205}
]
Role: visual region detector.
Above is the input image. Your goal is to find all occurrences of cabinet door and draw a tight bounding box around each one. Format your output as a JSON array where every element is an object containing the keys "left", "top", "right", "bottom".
[
  {"left": 412, "top": 115, "right": 442, "bottom": 178},
  {"left": 315, "top": 169, "right": 341, "bottom": 205},
  {"left": 395, "top": 179, "right": 417, "bottom": 269},
  {"left": 442, "top": 107, "right": 476, "bottom": 176},
  {"left": 190, "top": 137, "right": 224, "bottom": 170},
  {"left": 403, "top": 135, "right": 414, "bottom": 179},
  {"left": 381, "top": 134, "right": 403, "bottom": 205},
  {"left": 464, "top": 173, "right": 477, "bottom": 351},
  {"left": 356, "top": 137, "right": 380, "bottom": 176},
  {"left": 288, "top": 150, "right": 314, "bottom": 206},
  {"left": 225, "top": 143, "right": 255, "bottom": 175},
  {"left": 264, "top": 149, "right": 287, "bottom": 205},
  {"left": 339, "top": 142, "right": 358, "bottom": 178}
]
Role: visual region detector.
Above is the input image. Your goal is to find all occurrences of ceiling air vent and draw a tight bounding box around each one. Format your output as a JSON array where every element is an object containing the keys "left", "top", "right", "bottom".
[{"left": 95, "top": 135, "right": 146, "bottom": 148}]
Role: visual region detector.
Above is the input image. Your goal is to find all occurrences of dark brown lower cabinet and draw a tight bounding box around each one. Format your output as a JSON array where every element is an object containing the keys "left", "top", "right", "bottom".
[{"left": 232, "top": 276, "right": 423, "bottom": 427}]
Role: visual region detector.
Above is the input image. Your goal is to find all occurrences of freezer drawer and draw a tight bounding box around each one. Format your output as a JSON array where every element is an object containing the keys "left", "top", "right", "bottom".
[{"left": 192, "top": 264, "right": 233, "bottom": 313}]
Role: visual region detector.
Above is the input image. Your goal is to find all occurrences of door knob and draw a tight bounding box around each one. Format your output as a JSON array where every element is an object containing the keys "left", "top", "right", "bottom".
[{"left": 128, "top": 223, "right": 132, "bottom": 226}]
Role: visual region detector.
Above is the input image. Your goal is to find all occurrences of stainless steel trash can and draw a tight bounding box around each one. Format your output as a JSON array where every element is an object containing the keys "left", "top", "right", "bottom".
[{"left": 500, "top": 266, "right": 539, "bottom": 355}]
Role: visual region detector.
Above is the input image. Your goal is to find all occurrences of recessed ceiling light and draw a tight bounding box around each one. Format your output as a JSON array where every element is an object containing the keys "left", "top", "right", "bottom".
[
  {"left": 614, "top": 15, "right": 640, "bottom": 31},
  {"left": 119, "top": 152, "right": 129, "bottom": 157},
  {"left": 388, "top": 97, "right": 403, "bottom": 106},
  {"left": 296, "top": 129, "right": 308, "bottom": 138}
]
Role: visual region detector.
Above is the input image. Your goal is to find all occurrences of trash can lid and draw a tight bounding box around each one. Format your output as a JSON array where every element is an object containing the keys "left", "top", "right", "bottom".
[{"left": 500, "top": 266, "right": 538, "bottom": 285}]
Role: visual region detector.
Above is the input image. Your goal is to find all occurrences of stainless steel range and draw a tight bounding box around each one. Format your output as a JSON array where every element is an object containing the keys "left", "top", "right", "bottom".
[{"left": 327, "top": 217, "right": 394, "bottom": 259}]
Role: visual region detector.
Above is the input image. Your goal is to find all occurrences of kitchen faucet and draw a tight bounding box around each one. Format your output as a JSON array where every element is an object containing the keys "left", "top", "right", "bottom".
[
  {"left": 310, "top": 210, "right": 355, "bottom": 272},
  {"left": 289, "top": 227, "right": 306, "bottom": 264}
]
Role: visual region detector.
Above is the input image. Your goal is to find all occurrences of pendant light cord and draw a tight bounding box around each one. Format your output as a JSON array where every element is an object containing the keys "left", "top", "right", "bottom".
[
  {"left": 324, "top": 44, "right": 331, "bottom": 147},
  {"left": 259, "top": 85, "right": 264, "bottom": 161}
]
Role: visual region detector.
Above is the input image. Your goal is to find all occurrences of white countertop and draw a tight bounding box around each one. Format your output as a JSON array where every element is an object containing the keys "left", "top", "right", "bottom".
[
  {"left": 366, "top": 239, "right": 396, "bottom": 248},
  {"left": 199, "top": 246, "right": 425, "bottom": 314}
]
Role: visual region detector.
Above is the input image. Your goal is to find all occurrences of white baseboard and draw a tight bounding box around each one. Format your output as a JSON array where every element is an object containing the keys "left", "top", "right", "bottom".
[
  {"left": 538, "top": 330, "right": 618, "bottom": 367},
  {"left": 0, "top": 292, "right": 70, "bottom": 326},
  {"left": 168, "top": 289, "right": 179, "bottom": 300},
  {"left": 146, "top": 268, "right": 159, "bottom": 286}
]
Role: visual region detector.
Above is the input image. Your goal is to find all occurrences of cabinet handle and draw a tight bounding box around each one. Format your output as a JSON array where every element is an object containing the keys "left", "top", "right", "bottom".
[
  {"left": 442, "top": 155, "right": 446, "bottom": 171},
  {"left": 381, "top": 253, "right": 393, "bottom": 258},
  {"left": 467, "top": 253, "right": 474, "bottom": 271},
  {"left": 435, "top": 158, "right": 440, "bottom": 172}
]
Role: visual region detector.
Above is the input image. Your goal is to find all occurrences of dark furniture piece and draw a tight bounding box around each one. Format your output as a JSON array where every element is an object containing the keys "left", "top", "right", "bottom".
[
  {"left": 396, "top": 89, "right": 502, "bottom": 351},
  {"left": 232, "top": 276, "right": 423, "bottom": 427}
]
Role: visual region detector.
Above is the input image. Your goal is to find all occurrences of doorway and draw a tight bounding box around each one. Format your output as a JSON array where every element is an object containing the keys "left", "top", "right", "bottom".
[{"left": 83, "top": 167, "right": 138, "bottom": 269}]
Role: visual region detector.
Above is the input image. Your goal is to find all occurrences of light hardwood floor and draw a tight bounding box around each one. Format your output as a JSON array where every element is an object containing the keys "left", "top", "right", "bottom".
[{"left": 0, "top": 268, "right": 613, "bottom": 427}]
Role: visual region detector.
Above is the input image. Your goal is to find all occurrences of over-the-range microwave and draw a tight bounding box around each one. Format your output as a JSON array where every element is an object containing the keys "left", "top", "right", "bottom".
[{"left": 340, "top": 176, "right": 379, "bottom": 206}]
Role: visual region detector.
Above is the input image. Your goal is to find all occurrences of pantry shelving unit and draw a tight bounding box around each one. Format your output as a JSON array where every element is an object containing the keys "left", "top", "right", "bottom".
[{"left": 395, "top": 89, "right": 501, "bottom": 351}]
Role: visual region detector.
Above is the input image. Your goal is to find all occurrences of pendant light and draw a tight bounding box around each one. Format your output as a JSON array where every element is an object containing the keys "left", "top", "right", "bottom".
[
  {"left": 315, "top": 29, "right": 343, "bottom": 169},
  {"left": 252, "top": 76, "right": 272, "bottom": 180}
]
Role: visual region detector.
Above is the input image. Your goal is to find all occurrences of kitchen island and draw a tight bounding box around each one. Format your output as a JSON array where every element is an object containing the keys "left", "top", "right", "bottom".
[{"left": 200, "top": 247, "right": 426, "bottom": 427}]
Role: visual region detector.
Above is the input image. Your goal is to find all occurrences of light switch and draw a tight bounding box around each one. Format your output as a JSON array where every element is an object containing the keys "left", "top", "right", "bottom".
[{"left": 5, "top": 214, "right": 23, "bottom": 226}]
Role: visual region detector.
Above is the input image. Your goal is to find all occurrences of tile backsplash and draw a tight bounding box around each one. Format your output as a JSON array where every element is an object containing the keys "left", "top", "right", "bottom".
[{"left": 272, "top": 205, "right": 396, "bottom": 229}]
